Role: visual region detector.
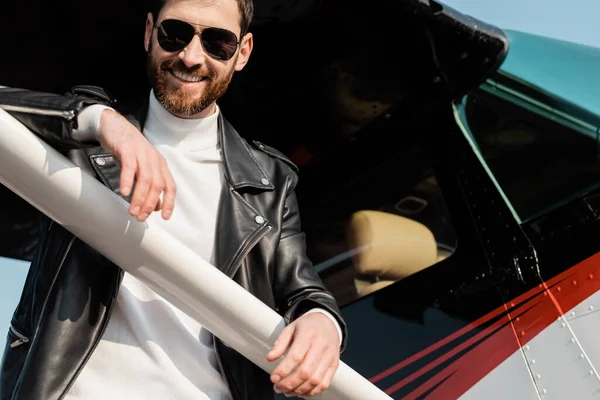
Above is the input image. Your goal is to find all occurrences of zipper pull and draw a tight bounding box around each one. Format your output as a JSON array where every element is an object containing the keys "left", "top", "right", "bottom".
[
  {"left": 9, "top": 325, "right": 30, "bottom": 348},
  {"left": 10, "top": 337, "right": 29, "bottom": 348}
]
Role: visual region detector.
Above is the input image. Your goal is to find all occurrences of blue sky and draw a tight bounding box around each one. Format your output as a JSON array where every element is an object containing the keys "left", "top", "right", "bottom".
[
  {"left": 440, "top": 0, "right": 600, "bottom": 48},
  {"left": 1, "top": 0, "right": 599, "bottom": 348}
]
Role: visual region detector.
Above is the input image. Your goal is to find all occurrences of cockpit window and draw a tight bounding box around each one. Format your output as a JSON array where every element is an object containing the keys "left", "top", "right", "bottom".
[
  {"left": 455, "top": 80, "right": 600, "bottom": 222},
  {"left": 294, "top": 135, "right": 457, "bottom": 307}
]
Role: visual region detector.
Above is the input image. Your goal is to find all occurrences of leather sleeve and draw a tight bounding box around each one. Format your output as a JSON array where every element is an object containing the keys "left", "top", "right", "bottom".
[
  {"left": 0, "top": 86, "right": 113, "bottom": 260},
  {"left": 0, "top": 85, "right": 112, "bottom": 150},
  {"left": 273, "top": 178, "right": 349, "bottom": 351}
]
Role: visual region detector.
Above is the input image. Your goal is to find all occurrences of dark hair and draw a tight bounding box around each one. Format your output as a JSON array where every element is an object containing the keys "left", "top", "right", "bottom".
[{"left": 149, "top": 0, "right": 254, "bottom": 37}]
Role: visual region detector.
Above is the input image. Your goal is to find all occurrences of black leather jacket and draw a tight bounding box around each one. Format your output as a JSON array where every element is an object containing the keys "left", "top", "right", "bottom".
[{"left": 0, "top": 86, "right": 347, "bottom": 400}]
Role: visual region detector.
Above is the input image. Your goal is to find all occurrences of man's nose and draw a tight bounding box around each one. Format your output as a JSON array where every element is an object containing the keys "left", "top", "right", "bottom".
[{"left": 179, "top": 35, "right": 207, "bottom": 67}]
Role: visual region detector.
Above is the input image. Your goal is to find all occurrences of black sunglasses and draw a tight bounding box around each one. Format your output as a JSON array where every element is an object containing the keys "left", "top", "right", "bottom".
[{"left": 154, "top": 19, "right": 240, "bottom": 61}]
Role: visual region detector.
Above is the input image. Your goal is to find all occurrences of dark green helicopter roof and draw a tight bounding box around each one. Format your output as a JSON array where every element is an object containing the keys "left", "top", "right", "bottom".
[{"left": 490, "top": 29, "right": 600, "bottom": 130}]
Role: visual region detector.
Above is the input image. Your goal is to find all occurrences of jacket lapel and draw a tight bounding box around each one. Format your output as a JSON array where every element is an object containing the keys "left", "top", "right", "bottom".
[{"left": 213, "top": 116, "right": 274, "bottom": 277}]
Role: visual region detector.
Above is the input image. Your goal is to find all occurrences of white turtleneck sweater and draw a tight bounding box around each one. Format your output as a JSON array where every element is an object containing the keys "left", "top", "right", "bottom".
[
  {"left": 66, "top": 93, "right": 229, "bottom": 400},
  {"left": 65, "top": 93, "right": 341, "bottom": 399}
]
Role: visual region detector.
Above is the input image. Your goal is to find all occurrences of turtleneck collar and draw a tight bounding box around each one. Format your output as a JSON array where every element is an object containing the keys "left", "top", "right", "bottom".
[{"left": 143, "top": 90, "right": 220, "bottom": 152}]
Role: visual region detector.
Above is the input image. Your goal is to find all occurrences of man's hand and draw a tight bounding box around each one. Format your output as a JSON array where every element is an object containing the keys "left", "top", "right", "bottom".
[
  {"left": 99, "top": 109, "right": 176, "bottom": 222},
  {"left": 267, "top": 312, "right": 341, "bottom": 398}
]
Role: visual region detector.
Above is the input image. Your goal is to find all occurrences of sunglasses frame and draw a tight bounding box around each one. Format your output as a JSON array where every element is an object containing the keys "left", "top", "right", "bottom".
[{"left": 154, "top": 19, "right": 241, "bottom": 61}]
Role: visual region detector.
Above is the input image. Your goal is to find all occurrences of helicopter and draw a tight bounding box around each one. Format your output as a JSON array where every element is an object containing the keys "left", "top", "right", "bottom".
[{"left": 2, "top": 0, "right": 600, "bottom": 398}]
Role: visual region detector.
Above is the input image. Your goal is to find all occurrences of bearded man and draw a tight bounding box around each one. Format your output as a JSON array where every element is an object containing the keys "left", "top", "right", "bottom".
[{"left": 0, "top": 0, "right": 346, "bottom": 399}]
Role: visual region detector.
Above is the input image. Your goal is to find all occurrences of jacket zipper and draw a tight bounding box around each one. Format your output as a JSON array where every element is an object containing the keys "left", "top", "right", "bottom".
[
  {"left": 0, "top": 104, "right": 75, "bottom": 120},
  {"left": 214, "top": 223, "right": 272, "bottom": 399},
  {"left": 9, "top": 325, "right": 30, "bottom": 348},
  {"left": 227, "top": 224, "right": 272, "bottom": 278},
  {"left": 11, "top": 236, "right": 76, "bottom": 400}
]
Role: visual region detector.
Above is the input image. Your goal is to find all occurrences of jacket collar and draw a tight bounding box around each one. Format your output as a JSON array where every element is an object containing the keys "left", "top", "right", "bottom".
[{"left": 123, "top": 93, "right": 274, "bottom": 192}]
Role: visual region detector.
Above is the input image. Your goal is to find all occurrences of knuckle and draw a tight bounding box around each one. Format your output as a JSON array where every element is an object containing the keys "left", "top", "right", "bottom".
[
  {"left": 141, "top": 201, "right": 154, "bottom": 210},
  {"left": 298, "top": 367, "right": 311, "bottom": 379},
  {"left": 120, "top": 158, "right": 136, "bottom": 171},
  {"left": 153, "top": 179, "right": 165, "bottom": 191},
  {"left": 290, "top": 353, "right": 303, "bottom": 364},
  {"left": 309, "top": 376, "right": 321, "bottom": 386},
  {"left": 131, "top": 192, "right": 145, "bottom": 201},
  {"left": 137, "top": 173, "right": 151, "bottom": 185}
]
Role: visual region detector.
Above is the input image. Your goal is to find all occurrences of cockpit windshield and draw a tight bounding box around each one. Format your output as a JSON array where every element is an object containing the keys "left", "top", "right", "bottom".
[{"left": 454, "top": 31, "right": 600, "bottom": 222}]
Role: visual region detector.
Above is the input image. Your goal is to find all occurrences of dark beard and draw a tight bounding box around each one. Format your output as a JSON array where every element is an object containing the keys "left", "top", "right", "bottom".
[{"left": 146, "top": 50, "right": 235, "bottom": 117}]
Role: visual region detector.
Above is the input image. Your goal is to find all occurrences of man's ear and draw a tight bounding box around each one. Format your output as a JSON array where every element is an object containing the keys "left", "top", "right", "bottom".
[
  {"left": 234, "top": 33, "right": 254, "bottom": 72},
  {"left": 144, "top": 13, "right": 154, "bottom": 53}
]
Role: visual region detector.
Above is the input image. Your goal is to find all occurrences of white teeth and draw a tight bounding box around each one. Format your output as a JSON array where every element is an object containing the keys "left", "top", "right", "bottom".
[{"left": 172, "top": 70, "right": 204, "bottom": 82}]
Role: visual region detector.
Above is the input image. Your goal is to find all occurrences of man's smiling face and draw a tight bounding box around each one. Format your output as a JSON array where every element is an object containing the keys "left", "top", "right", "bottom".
[{"left": 144, "top": 0, "right": 253, "bottom": 119}]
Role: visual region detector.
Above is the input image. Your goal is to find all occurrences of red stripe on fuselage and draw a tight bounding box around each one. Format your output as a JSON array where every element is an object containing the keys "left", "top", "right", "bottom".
[{"left": 371, "top": 251, "right": 600, "bottom": 398}]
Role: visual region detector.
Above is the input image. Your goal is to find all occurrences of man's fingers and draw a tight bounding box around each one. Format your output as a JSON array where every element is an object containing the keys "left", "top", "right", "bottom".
[
  {"left": 129, "top": 166, "right": 151, "bottom": 217},
  {"left": 275, "top": 343, "right": 324, "bottom": 395},
  {"left": 267, "top": 324, "right": 295, "bottom": 363},
  {"left": 119, "top": 153, "right": 137, "bottom": 197},
  {"left": 270, "top": 331, "right": 312, "bottom": 386},
  {"left": 139, "top": 183, "right": 163, "bottom": 221},
  {"left": 307, "top": 363, "right": 338, "bottom": 397},
  {"left": 138, "top": 157, "right": 164, "bottom": 221},
  {"left": 161, "top": 162, "right": 176, "bottom": 220},
  {"left": 291, "top": 351, "right": 332, "bottom": 397},
  {"left": 99, "top": 112, "right": 176, "bottom": 219}
]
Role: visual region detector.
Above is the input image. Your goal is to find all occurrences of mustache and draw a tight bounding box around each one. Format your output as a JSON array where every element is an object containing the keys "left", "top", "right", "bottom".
[{"left": 160, "top": 59, "right": 214, "bottom": 79}]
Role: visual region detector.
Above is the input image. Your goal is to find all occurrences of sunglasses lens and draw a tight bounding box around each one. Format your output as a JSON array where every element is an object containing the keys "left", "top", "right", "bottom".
[
  {"left": 202, "top": 28, "right": 238, "bottom": 61},
  {"left": 157, "top": 19, "right": 195, "bottom": 52}
]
